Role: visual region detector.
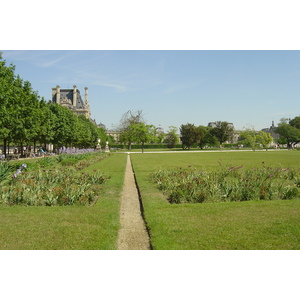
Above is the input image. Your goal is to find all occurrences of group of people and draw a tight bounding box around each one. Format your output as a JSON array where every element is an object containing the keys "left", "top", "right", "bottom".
[{"left": 0, "top": 147, "right": 46, "bottom": 159}]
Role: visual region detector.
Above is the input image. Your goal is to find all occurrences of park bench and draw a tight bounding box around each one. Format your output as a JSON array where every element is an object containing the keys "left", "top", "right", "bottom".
[{"left": 7, "top": 154, "right": 19, "bottom": 160}]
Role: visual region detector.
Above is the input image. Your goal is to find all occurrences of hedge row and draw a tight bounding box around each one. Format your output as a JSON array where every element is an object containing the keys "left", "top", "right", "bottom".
[{"left": 109, "top": 144, "right": 183, "bottom": 150}]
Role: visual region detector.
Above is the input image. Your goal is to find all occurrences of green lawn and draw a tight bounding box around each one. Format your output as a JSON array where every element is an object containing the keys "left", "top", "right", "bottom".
[
  {"left": 2, "top": 150, "right": 300, "bottom": 250},
  {"left": 0, "top": 153, "right": 127, "bottom": 250},
  {"left": 132, "top": 149, "right": 300, "bottom": 170},
  {"left": 131, "top": 150, "right": 300, "bottom": 250}
]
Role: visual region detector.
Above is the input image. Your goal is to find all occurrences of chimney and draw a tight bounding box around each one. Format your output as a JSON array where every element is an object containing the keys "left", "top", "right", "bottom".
[
  {"left": 56, "top": 85, "right": 60, "bottom": 104},
  {"left": 84, "top": 87, "right": 88, "bottom": 105},
  {"left": 84, "top": 87, "right": 91, "bottom": 118},
  {"left": 73, "top": 85, "right": 77, "bottom": 108}
]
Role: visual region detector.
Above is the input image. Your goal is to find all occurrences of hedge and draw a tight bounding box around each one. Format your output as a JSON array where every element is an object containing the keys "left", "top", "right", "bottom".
[{"left": 109, "top": 144, "right": 183, "bottom": 150}]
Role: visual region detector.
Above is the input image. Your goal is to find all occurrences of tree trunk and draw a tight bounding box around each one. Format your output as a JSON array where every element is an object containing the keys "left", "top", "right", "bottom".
[
  {"left": 3, "top": 139, "right": 7, "bottom": 158},
  {"left": 20, "top": 141, "right": 23, "bottom": 157}
]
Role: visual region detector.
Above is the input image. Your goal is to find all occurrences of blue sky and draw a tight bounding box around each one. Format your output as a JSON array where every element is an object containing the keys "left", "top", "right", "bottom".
[{"left": 2, "top": 50, "right": 300, "bottom": 132}]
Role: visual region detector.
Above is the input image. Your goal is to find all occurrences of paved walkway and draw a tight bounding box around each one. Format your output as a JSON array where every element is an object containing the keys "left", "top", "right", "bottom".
[{"left": 117, "top": 154, "right": 150, "bottom": 250}]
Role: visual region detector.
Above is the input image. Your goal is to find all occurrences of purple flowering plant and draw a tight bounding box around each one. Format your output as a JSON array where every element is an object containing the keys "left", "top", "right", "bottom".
[{"left": 12, "top": 164, "right": 27, "bottom": 178}]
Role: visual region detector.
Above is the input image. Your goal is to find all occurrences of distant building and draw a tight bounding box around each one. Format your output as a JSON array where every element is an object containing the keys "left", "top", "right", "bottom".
[
  {"left": 98, "top": 123, "right": 106, "bottom": 130},
  {"left": 106, "top": 130, "right": 121, "bottom": 142},
  {"left": 261, "top": 121, "right": 280, "bottom": 143},
  {"left": 52, "top": 85, "right": 91, "bottom": 119}
]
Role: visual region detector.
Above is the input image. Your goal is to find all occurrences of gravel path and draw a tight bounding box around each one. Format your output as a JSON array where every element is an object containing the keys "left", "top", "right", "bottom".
[{"left": 117, "top": 154, "right": 151, "bottom": 250}]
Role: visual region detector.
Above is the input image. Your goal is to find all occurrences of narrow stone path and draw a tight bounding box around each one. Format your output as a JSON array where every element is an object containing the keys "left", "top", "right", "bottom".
[{"left": 117, "top": 154, "right": 151, "bottom": 250}]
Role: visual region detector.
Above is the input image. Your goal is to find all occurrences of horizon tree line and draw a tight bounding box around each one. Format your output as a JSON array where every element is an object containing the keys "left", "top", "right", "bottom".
[{"left": 117, "top": 112, "right": 300, "bottom": 151}]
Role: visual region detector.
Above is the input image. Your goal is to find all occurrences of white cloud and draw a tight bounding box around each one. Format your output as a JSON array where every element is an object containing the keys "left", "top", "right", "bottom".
[
  {"left": 69, "top": 70, "right": 128, "bottom": 92},
  {"left": 95, "top": 82, "right": 127, "bottom": 92},
  {"left": 37, "top": 55, "right": 71, "bottom": 67}
]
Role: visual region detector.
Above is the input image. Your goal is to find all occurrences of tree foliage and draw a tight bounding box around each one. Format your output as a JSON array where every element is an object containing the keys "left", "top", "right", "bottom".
[
  {"left": 241, "top": 126, "right": 258, "bottom": 151},
  {"left": 130, "top": 123, "right": 154, "bottom": 153},
  {"left": 198, "top": 126, "right": 217, "bottom": 149},
  {"left": 119, "top": 110, "right": 147, "bottom": 150},
  {"left": 289, "top": 117, "right": 300, "bottom": 129},
  {"left": 180, "top": 123, "right": 204, "bottom": 150},
  {"left": 257, "top": 131, "right": 273, "bottom": 150},
  {"left": 165, "top": 126, "right": 179, "bottom": 149},
  {"left": 275, "top": 118, "right": 300, "bottom": 149},
  {"left": 210, "top": 121, "right": 234, "bottom": 146}
]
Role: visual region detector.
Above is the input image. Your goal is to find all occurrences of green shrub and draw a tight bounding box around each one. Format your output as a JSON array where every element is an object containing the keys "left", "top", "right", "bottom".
[
  {"left": 222, "top": 143, "right": 239, "bottom": 148},
  {"left": 110, "top": 143, "right": 183, "bottom": 150}
]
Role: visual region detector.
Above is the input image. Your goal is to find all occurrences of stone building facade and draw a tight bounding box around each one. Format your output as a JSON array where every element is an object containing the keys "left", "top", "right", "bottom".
[
  {"left": 106, "top": 130, "right": 121, "bottom": 142},
  {"left": 52, "top": 85, "right": 91, "bottom": 119}
]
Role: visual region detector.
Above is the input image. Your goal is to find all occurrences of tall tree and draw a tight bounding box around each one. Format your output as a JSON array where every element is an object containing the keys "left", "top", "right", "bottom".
[
  {"left": 49, "top": 103, "right": 78, "bottom": 147},
  {"left": 210, "top": 121, "right": 234, "bottom": 146},
  {"left": 130, "top": 123, "right": 154, "bottom": 153},
  {"left": 36, "top": 100, "right": 56, "bottom": 150},
  {"left": 198, "top": 126, "right": 217, "bottom": 149},
  {"left": 119, "top": 110, "right": 145, "bottom": 150},
  {"left": 180, "top": 123, "right": 204, "bottom": 150},
  {"left": 76, "top": 115, "right": 93, "bottom": 147},
  {"left": 0, "top": 54, "right": 18, "bottom": 156},
  {"left": 119, "top": 110, "right": 144, "bottom": 130},
  {"left": 12, "top": 80, "right": 40, "bottom": 155},
  {"left": 165, "top": 126, "right": 179, "bottom": 149}
]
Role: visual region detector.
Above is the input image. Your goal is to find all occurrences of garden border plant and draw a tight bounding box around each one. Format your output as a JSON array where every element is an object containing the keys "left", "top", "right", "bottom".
[
  {"left": 150, "top": 162, "right": 300, "bottom": 204},
  {"left": 0, "top": 152, "right": 111, "bottom": 206}
]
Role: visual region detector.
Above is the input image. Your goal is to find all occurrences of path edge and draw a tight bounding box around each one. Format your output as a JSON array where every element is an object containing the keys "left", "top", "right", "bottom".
[{"left": 129, "top": 155, "right": 153, "bottom": 250}]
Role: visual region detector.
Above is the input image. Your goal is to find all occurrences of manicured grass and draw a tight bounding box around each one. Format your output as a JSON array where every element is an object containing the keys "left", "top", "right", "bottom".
[
  {"left": 132, "top": 150, "right": 300, "bottom": 171},
  {"left": 131, "top": 150, "right": 300, "bottom": 249},
  {"left": 0, "top": 153, "right": 127, "bottom": 250}
]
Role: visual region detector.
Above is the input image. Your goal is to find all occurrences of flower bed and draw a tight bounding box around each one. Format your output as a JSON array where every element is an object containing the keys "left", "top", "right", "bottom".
[
  {"left": 151, "top": 162, "right": 300, "bottom": 203},
  {"left": 0, "top": 153, "right": 110, "bottom": 206}
]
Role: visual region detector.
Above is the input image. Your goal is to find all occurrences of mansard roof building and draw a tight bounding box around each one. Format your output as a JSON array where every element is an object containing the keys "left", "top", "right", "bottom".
[{"left": 51, "top": 85, "right": 91, "bottom": 119}]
